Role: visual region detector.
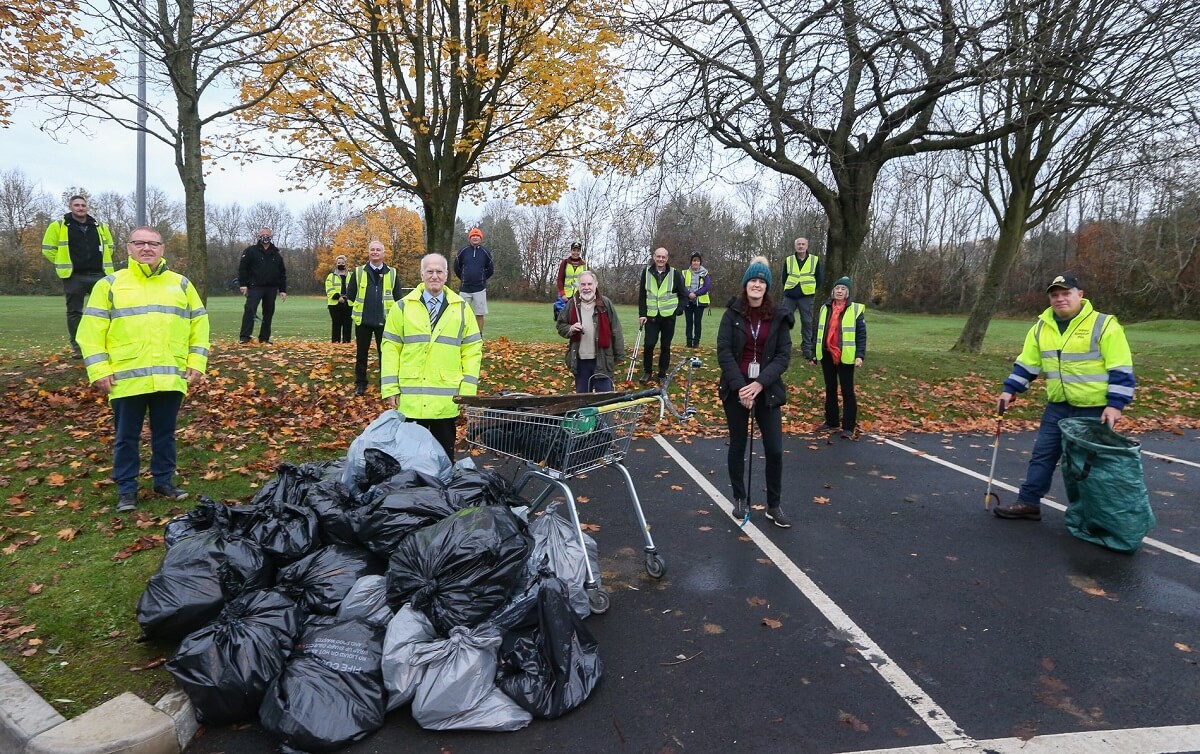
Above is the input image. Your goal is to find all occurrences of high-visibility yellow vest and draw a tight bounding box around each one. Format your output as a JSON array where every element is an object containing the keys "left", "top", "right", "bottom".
[
  {"left": 325, "top": 271, "right": 349, "bottom": 305},
  {"left": 1015, "top": 300, "right": 1132, "bottom": 407},
  {"left": 682, "top": 268, "right": 709, "bottom": 305},
  {"left": 75, "top": 259, "right": 210, "bottom": 400},
  {"left": 644, "top": 268, "right": 679, "bottom": 317},
  {"left": 784, "top": 254, "right": 818, "bottom": 296},
  {"left": 351, "top": 265, "right": 398, "bottom": 325},
  {"left": 815, "top": 301, "right": 865, "bottom": 364},
  {"left": 563, "top": 262, "right": 586, "bottom": 298},
  {"left": 380, "top": 286, "right": 483, "bottom": 419},
  {"left": 41, "top": 219, "right": 116, "bottom": 279}
]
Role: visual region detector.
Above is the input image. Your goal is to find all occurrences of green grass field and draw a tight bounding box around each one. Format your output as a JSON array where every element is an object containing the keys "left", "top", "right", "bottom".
[{"left": 0, "top": 294, "right": 1197, "bottom": 717}]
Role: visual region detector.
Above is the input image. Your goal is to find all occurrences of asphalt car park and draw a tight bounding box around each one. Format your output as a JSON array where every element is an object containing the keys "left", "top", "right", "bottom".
[{"left": 190, "top": 429, "right": 1200, "bottom": 754}]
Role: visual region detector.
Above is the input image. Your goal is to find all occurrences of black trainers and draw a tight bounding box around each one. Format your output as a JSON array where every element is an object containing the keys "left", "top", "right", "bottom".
[
  {"left": 116, "top": 492, "right": 138, "bottom": 512},
  {"left": 731, "top": 499, "right": 748, "bottom": 520},
  {"left": 153, "top": 483, "right": 189, "bottom": 501},
  {"left": 765, "top": 506, "right": 792, "bottom": 528},
  {"left": 639, "top": 374, "right": 651, "bottom": 385},
  {"left": 239, "top": 337, "right": 250, "bottom": 344},
  {"left": 71, "top": 345, "right": 83, "bottom": 359}
]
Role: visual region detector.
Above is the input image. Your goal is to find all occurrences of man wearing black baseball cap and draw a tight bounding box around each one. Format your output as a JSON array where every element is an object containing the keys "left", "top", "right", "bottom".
[{"left": 993, "top": 273, "right": 1135, "bottom": 521}]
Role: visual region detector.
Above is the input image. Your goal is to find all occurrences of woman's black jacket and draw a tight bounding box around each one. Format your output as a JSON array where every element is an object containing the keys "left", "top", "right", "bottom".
[{"left": 716, "top": 298, "right": 794, "bottom": 407}]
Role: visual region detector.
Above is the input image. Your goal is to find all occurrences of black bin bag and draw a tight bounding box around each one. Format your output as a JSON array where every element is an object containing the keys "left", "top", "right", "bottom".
[
  {"left": 303, "top": 477, "right": 362, "bottom": 548},
  {"left": 352, "top": 476, "right": 458, "bottom": 558},
  {"left": 275, "top": 544, "right": 383, "bottom": 616},
  {"left": 387, "top": 505, "right": 531, "bottom": 635},
  {"left": 259, "top": 614, "right": 388, "bottom": 753},
  {"left": 498, "top": 574, "right": 603, "bottom": 719},
  {"left": 137, "top": 530, "right": 274, "bottom": 641},
  {"left": 163, "top": 497, "right": 230, "bottom": 549},
  {"left": 166, "top": 590, "right": 302, "bottom": 725}
]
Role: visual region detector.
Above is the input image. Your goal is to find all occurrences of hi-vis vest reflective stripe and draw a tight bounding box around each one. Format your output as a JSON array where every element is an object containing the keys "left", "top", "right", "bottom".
[
  {"left": 41, "top": 220, "right": 116, "bottom": 279},
  {"left": 785, "top": 254, "right": 818, "bottom": 295},
  {"left": 351, "top": 266, "right": 397, "bottom": 325},
  {"left": 645, "top": 268, "right": 678, "bottom": 316},
  {"left": 325, "top": 271, "right": 348, "bottom": 304},
  {"left": 75, "top": 260, "right": 210, "bottom": 401},
  {"left": 563, "top": 262, "right": 586, "bottom": 298},
  {"left": 815, "top": 302, "right": 865, "bottom": 363},
  {"left": 1017, "top": 303, "right": 1129, "bottom": 407},
  {"left": 380, "top": 290, "right": 483, "bottom": 419},
  {"left": 682, "top": 269, "right": 709, "bottom": 305}
]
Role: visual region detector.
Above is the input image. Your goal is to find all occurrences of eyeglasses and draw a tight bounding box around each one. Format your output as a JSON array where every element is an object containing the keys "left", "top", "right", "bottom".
[{"left": 129, "top": 240, "right": 164, "bottom": 248}]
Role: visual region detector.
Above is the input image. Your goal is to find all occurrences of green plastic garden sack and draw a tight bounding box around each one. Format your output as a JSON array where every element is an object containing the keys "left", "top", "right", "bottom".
[{"left": 1059, "top": 417, "right": 1154, "bottom": 553}]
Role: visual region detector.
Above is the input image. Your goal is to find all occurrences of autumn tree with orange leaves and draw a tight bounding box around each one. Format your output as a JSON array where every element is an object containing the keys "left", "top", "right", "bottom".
[
  {"left": 12, "top": 0, "right": 320, "bottom": 300},
  {"left": 238, "top": 0, "right": 653, "bottom": 264},
  {"left": 318, "top": 206, "right": 426, "bottom": 286}
]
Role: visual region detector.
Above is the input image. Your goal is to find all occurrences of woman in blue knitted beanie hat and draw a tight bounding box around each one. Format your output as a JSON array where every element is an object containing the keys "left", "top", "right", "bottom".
[
  {"left": 716, "top": 256, "right": 794, "bottom": 528},
  {"left": 815, "top": 276, "right": 867, "bottom": 439}
]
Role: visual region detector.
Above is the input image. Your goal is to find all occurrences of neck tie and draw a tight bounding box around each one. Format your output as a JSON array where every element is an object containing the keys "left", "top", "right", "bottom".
[{"left": 427, "top": 296, "right": 439, "bottom": 322}]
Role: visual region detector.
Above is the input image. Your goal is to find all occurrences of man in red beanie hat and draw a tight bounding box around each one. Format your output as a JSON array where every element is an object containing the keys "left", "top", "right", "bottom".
[{"left": 454, "top": 227, "right": 494, "bottom": 333}]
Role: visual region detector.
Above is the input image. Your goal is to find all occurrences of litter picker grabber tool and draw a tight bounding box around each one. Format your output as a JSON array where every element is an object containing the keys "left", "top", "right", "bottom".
[
  {"left": 625, "top": 325, "right": 644, "bottom": 387},
  {"left": 984, "top": 401, "right": 1006, "bottom": 510},
  {"left": 742, "top": 395, "right": 756, "bottom": 527}
]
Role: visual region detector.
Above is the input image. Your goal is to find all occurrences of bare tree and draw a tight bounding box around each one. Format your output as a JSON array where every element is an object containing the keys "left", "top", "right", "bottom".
[
  {"left": 18, "top": 0, "right": 316, "bottom": 299},
  {"left": 953, "top": 0, "right": 1200, "bottom": 351},
  {"left": 627, "top": 0, "right": 1036, "bottom": 289},
  {"left": 512, "top": 204, "right": 570, "bottom": 297},
  {"left": 0, "top": 169, "right": 55, "bottom": 291}
]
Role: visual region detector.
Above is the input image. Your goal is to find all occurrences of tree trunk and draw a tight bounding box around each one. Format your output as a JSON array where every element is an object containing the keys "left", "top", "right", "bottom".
[
  {"left": 821, "top": 160, "right": 878, "bottom": 294},
  {"left": 952, "top": 187, "right": 1033, "bottom": 353},
  {"left": 421, "top": 183, "right": 461, "bottom": 270},
  {"left": 177, "top": 119, "right": 209, "bottom": 301}
]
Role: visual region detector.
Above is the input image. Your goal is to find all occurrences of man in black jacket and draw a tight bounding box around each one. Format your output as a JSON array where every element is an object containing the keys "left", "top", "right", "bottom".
[
  {"left": 637, "top": 246, "right": 686, "bottom": 384},
  {"left": 346, "top": 240, "right": 404, "bottom": 396},
  {"left": 238, "top": 227, "right": 287, "bottom": 344}
]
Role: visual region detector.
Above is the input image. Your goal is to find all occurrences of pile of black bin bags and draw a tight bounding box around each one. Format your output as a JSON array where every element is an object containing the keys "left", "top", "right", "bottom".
[{"left": 138, "top": 412, "right": 604, "bottom": 753}]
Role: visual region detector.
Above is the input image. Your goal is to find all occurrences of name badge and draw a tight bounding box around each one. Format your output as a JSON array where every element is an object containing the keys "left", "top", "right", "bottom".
[{"left": 748, "top": 360, "right": 760, "bottom": 379}]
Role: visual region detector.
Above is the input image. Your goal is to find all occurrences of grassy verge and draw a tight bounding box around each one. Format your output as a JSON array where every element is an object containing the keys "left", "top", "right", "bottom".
[{"left": 0, "top": 296, "right": 1197, "bottom": 715}]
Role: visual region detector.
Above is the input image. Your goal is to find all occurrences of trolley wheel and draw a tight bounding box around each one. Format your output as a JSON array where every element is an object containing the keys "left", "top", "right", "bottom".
[
  {"left": 587, "top": 588, "right": 611, "bottom": 615},
  {"left": 645, "top": 553, "right": 667, "bottom": 579}
]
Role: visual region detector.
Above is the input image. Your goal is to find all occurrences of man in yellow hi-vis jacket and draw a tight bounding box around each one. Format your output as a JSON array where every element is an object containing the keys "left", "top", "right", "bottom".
[
  {"left": 381, "top": 253, "right": 482, "bottom": 460},
  {"left": 76, "top": 227, "right": 210, "bottom": 513},
  {"left": 42, "top": 195, "right": 115, "bottom": 358},
  {"left": 994, "top": 273, "right": 1135, "bottom": 521}
]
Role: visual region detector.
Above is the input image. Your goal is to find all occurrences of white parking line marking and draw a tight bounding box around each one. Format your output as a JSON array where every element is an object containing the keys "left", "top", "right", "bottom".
[
  {"left": 838, "top": 723, "right": 1200, "bottom": 753},
  {"left": 654, "top": 434, "right": 979, "bottom": 751},
  {"left": 875, "top": 435, "right": 1200, "bottom": 567},
  {"left": 1143, "top": 450, "right": 1200, "bottom": 469}
]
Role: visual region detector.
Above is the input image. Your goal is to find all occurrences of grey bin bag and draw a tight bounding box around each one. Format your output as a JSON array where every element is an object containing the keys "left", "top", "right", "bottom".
[
  {"left": 1059, "top": 417, "right": 1156, "bottom": 553},
  {"left": 528, "top": 501, "right": 600, "bottom": 619},
  {"left": 381, "top": 604, "right": 438, "bottom": 711},
  {"left": 409, "top": 624, "right": 532, "bottom": 732},
  {"left": 338, "top": 575, "right": 393, "bottom": 624},
  {"left": 343, "top": 410, "right": 453, "bottom": 491}
]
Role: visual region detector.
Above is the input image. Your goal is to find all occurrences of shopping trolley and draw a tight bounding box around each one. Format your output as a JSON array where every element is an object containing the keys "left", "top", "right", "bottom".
[{"left": 459, "top": 356, "right": 702, "bottom": 614}]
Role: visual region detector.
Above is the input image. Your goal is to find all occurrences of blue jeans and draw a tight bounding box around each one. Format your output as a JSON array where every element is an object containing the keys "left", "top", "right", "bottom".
[
  {"left": 1018, "top": 401, "right": 1103, "bottom": 506},
  {"left": 683, "top": 303, "right": 706, "bottom": 346},
  {"left": 111, "top": 391, "right": 184, "bottom": 494},
  {"left": 574, "top": 359, "right": 614, "bottom": 393}
]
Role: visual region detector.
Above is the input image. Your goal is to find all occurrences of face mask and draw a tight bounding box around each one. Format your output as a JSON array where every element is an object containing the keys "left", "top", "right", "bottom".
[
  {"left": 259, "top": 235, "right": 272, "bottom": 244},
  {"left": 336, "top": 264, "right": 345, "bottom": 270}
]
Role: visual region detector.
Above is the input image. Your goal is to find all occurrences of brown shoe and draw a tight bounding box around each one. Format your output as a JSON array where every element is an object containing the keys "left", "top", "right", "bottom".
[{"left": 993, "top": 502, "right": 1041, "bottom": 520}]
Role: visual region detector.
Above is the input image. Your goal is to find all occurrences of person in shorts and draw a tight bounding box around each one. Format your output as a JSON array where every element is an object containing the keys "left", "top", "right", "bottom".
[{"left": 454, "top": 227, "right": 494, "bottom": 333}]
